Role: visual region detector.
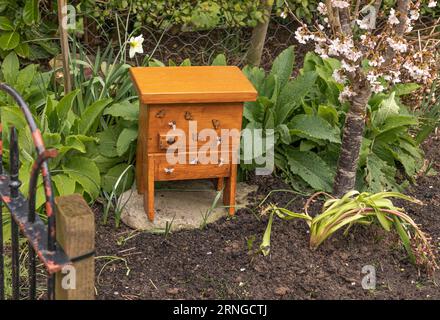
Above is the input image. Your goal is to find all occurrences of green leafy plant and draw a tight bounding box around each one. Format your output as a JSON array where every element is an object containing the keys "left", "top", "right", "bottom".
[
  {"left": 415, "top": 81, "right": 440, "bottom": 145},
  {"left": 0, "top": 51, "right": 134, "bottom": 206},
  {"left": 0, "top": 0, "right": 58, "bottom": 60},
  {"left": 242, "top": 48, "right": 340, "bottom": 191},
  {"left": 261, "top": 191, "right": 438, "bottom": 274},
  {"left": 82, "top": 0, "right": 266, "bottom": 31},
  {"left": 242, "top": 48, "right": 426, "bottom": 194},
  {"left": 276, "top": 0, "right": 317, "bottom": 22}
]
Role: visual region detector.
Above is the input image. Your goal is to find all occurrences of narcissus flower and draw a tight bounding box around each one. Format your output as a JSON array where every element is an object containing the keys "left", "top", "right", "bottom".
[{"left": 128, "top": 34, "right": 144, "bottom": 58}]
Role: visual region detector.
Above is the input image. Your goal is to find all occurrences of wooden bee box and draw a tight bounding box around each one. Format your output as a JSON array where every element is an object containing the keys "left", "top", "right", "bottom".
[{"left": 130, "top": 66, "right": 257, "bottom": 221}]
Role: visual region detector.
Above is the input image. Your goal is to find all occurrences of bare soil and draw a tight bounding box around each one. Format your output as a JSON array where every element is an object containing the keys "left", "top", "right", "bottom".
[{"left": 94, "top": 135, "right": 440, "bottom": 300}]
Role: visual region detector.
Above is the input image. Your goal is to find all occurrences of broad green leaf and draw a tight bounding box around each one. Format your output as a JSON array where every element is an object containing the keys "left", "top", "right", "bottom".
[
  {"left": 52, "top": 174, "right": 76, "bottom": 196},
  {"left": 0, "top": 16, "right": 13, "bottom": 30},
  {"left": 0, "top": 31, "right": 19, "bottom": 50},
  {"left": 299, "top": 140, "right": 316, "bottom": 152},
  {"left": 83, "top": 140, "right": 123, "bottom": 173},
  {"left": 102, "top": 163, "right": 134, "bottom": 194},
  {"left": 1, "top": 51, "right": 19, "bottom": 84},
  {"left": 148, "top": 58, "right": 165, "bottom": 67},
  {"left": 242, "top": 65, "right": 266, "bottom": 92},
  {"left": 23, "top": 0, "right": 40, "bottom": 25},
  {"left": 286, "top": 149, "right": 334, "bottom": 192},
  {"left": 389, "top": 147, "right": 417, "bottom": 177},
  {"left": 98, "top": 126, "right": 122, "bottom": 158},
  {"left": 211, "top": 54, "right": 227, "bottom": 66},
  {"left": 365, "top": 153, "right": 400, "bottom": 192},
  {"left": 56, "top": 89, "right": 80, "bottom": 121},
  {"left": 270, "top": 46, "right": 295, "bottom": 89},
  {"left": 318, "top": 105, "right": 339, "bottom": 125},
  {"left": 43, "top": 132, "right": 62, "bottom": 147},
  {"left": 276, "top": 71, "right": 317, "bottom": 125},
  {"left": 289, "top": 114, "right": 341, "bottom": 144},
  {"left": 58, "top": 135, "right": 94, "bottom": 155},
  {"left": 103, "top": 100, "right": 139, "bottom": 121},
  {"left": 377, "top": 115, "right": 418, "bottom": 135},
  {"left": 276, "top": 124, "right": 290, "bottom": 144},
  {"left": 373, "top": 92, "right": 400, "bottom": 126},
  {"left": 180, "top": 58, "right": 191, "bottom": 66},
  {"left": 243, "top": 100, "right": 264, "bottom": 123},
  {"left": 14, "top": 43, "right": 30, "bottom": 58},
  {"left": 116, "top": 127, "right": 138, "bottom": 156},
  {"left": 16, "top": 64, "right": 37, "bottom": 91},
  {"left": 0, "top": 106, "right": 28, "bottom": 129},
  {"left": 77, "top": 99, "right": 112, "bottom": 135},
  {"left": 63, "top": 156, "right": 101, "bottom": 199},
  {"left": 392, "top": 83, "right": 420, "bottom": 96}
]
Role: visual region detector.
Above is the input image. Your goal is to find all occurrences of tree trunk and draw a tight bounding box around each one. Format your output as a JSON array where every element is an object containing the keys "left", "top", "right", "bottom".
[
  {"left": 246, "top": 0, "right": 274, "bottom": 66},
  {"left": 333, "top": 81, "right": 372, "bottom": 197}
]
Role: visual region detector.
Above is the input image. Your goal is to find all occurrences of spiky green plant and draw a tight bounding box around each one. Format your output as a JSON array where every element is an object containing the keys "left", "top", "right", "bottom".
[{"left": 261, "top": 191, "right": 438, "bottom": 274}]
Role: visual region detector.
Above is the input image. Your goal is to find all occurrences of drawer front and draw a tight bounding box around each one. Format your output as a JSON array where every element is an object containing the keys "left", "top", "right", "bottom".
[
  {"left": 146, "top": 103, "right": 243, "bottom": 153},
  {"left": 154, "top": 153, "right": 231, "bottom": 181}
]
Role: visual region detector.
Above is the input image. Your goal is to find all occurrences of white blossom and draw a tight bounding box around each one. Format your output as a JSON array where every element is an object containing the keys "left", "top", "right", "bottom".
[
  {"left": 128, "top": 34, "right": 144, "bottom": 58},
  {"left": 317, "top": 2, "right": 328, "bottom": 15},
  {"left": 386, "top": 38, "right": 408, "bottom": 53},
  {"left": 403, "top": 61, "right": 431, "bottom": 82},
  {"left": 295, "top": 26, "right": 311, "bottom": 44},
  {"left": 388, "top": 8, "right": 400, "bottom": 25},
  {"left": 332, "top": 69, "right": 347, "bottom": 83},
  {"left": 371, "top": 83, "right": 385, "bottom": 93},
  {"left": 368, "top": 56, "right": 385, "bottom": 67},
  {"left": 341, "top": 59, "right": 357, "bottom": 72},
  {"left": 410, "top": 9, "right": 420, "bottom": 21},
  {"left": 331, "top": 0, "right": 350, "bottom": 9},
  {"left": 314, "top": 44, "right": 329, "bottom": 59},
  {"left": 428, "top": 1, "right": 437, "bottom": 8},
  {"left": 339, "top": 86, "right": 357, "bottom": 102},
  {"left": 356, "top": 18, "right": 371, "bottom": 30},
  {"left": 280, "top": 11, "right": 288, "bottom": 19}
]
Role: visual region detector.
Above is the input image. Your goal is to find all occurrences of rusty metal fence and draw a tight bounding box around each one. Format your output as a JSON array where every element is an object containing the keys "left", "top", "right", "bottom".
[{"left": 0, "top": 83, "right": 70, "bottom": 300}]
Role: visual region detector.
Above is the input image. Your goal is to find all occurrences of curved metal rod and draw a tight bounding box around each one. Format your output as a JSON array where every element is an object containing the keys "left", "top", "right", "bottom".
[
  {"left": 0, "top": 82, "right": 57, "bottom": 251},
  {"left": 28, "top": 149, "right": 58, "bottom": 223}
]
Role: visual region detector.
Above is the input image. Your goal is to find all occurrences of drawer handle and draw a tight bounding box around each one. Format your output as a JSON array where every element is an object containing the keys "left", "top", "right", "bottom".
[
  {"left": 168, "top": 121, "right": 176, "bottom": 130},
  {"left": 184, "top": 111, "right": 193, "bottom": 120},
  {"left": 156, "top": 110, "right": 166, "bottom": 118},
  {"left": 212, "top": 119, "right": 220, "bottom": 130},
  {"left": 164, "top": 168, "right": 175, "bottom": 174},
  {"left": 219, "top": 158, "right": 225, "bottom": 166},
  {"left": 167, "top": 136, "right": 177, "bottom": 145},
  {"left": 190, "top": 158, "right": 198, "bottom": 165}
]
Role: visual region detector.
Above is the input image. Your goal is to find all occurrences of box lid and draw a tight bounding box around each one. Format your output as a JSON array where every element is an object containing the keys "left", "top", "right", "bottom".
[{"left": 130, "top": 66, "right": 258, "bottom": 104}]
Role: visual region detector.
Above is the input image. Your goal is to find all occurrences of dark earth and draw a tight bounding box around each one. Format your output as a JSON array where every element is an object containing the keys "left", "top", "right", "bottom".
[{"left": 94, "top": 133, "right": 440, "bottom": 300}]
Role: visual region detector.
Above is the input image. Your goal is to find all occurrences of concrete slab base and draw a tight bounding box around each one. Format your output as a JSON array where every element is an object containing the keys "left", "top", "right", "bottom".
[{"left": 119, "top": 180, "right": 257, "bottom": 231}]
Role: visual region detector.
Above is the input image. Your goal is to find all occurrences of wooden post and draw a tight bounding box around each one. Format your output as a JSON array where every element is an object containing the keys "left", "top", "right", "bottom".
[
  {"left": 55, "top": 194, "right": 95, "bottom": 300},
  {"left": 57, "top": 0, "right": 72, "bottom": 93}
]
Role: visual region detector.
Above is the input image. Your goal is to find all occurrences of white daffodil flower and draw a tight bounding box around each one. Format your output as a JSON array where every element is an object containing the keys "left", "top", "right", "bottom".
[{"left": 128, "top": 34, "right": 144, "bottom": 58}]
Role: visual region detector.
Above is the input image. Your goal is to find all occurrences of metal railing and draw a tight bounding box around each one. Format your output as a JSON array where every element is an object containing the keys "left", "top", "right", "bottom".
[{"left": 0, "top": 83, "right": 70, "bottom": 300}]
